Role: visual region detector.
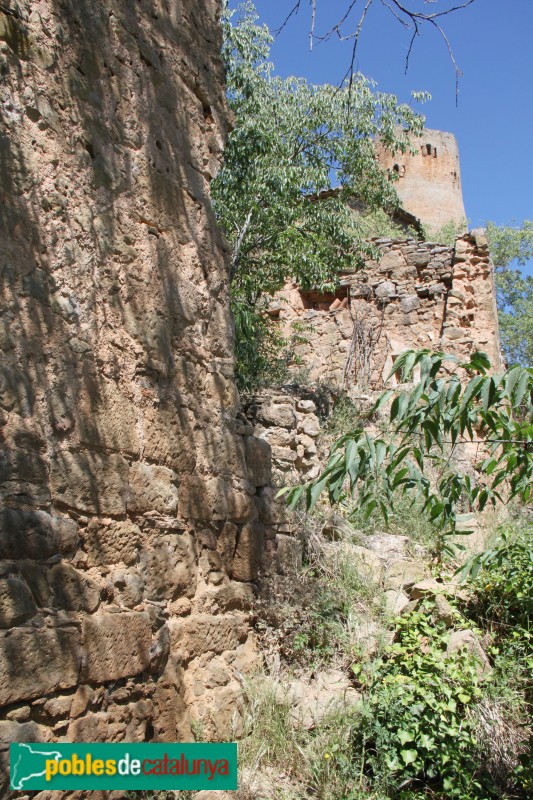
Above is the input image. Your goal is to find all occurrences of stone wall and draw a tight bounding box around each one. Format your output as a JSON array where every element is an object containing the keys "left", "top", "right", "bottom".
[
  {"left": 242, "top": 392, "right": 322, "bottom": 483},
  {"left": 0, "top": 0, "right": 270, "bottom": 781},
  {"left": 272, "top": 231, "right": 501, "bottom": 390}
]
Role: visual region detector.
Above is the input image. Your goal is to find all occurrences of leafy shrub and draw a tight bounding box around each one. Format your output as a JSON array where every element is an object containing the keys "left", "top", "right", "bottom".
[
  {"left": 421, "top": 218, "right": 468, "bottom": 246},
  {"left": 353, "top": 601, "right": 489, "bottom": 799},
  {"left": 283, "top": 350, "right": 533, "bottom": 560},
  {"left": 464, "top": 525, "right": 533, "bottom": 632},
  {"left": 462, "top": 525, "right": 533, "bottom": 796},
  {"left": 233, "top": 298, "right": 308, "bottom": 392}
]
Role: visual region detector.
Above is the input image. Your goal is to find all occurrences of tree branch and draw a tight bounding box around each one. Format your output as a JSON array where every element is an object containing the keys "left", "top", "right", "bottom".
[
  {"left": 230, "top": 208, "right": 254, "bottom": 283},
  {"left": 275, "top": 0, "right": 477, "bottom": 102}
]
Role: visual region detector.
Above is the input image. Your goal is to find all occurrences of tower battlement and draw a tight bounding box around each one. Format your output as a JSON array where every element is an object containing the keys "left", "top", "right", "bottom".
[{"left": 376, "top": 129, "right": 467, "bottom": 233}]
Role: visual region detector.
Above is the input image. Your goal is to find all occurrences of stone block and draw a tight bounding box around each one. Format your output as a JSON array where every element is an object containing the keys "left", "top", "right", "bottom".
[
  {"left": 142, "top": 403, "right": 197, "bottom": 474},
  {"left": 0, "top": 626, "right": 80, "bottom": 705},
  {"left": 70, "top": 685, "right": 94, "bottom": 719},
  {"left": 41, "top": 694, "right": 73, "bottom": 719},
  {"left": 243, "top": 436, "right": 271, "bottom": 487},
  {"left": 299, "top": 433, "right": 317, "bottom": 455},
  {"left": 271, "top": 446, "right": 297, "bottom": 464},
  {"left": 296, "top": 399, "right": 317, "bottom": 413},
  {"left": 0, "top": 720, "right": 52, "bottom": 744},
  {"left": 410, "top": 577, "right": 446, "bottom": 600},
  {"left": 50, "top": 563, "right": 101, "bottom": 613},
  {"left": 67, "top": 712, "right": 114, "bottom": 743},
  {"left": 0, "top": 509, "right": 57, "bottom": 560},
  {"left": 208, "top": 582, "right": 254, "bottom": 612},
  {"left": 447, "top": 629, "right": 491, "bottom": 676},
  {"left": 77, "top": 380, "right": 140, "bottom": 455},
  {"left": 50, "top": 451, "right": 129, "bottom": 515},
  {"left": 375, "top": 280, "right": 396, "bottom": 298},
  {"left": 52, "top": 515, "right": 80, "bottom": 555},
  {"left": 383, "top": 589, "right": 410, "bottom": 616},
  {"left": 0, "top": 446, "right": 48, "bottom": 487},
  {"left": 216, "top": 522, "right": 237, "bottom": 572},
  {"left": 384, "top": 560, "right": 427, "bottom": 591},
  {"left": 231, "top": 522, "right": 264, "bottom": 582},
  {"left": 433, "top": 594, "right": 455, "bottom": 628},
  {"left": 153, "top": 658, "right": 191, "bottom": 742},
  {"left": 139, "top": 532, "right": 197, "bottom": 600},
  {"left": 179, "top": 476, "right": 255, "bottom": 523},
  {"left": 128, "top": 462, "right": 179, "bottom": 515},
  {"left": 297, "top": 415, "right": 321, "bottom": 437},
  {"left": 19, "top": 562, "right": 51, "bottom": 606},
  {"left": 261, "top": 427, "right": 296, "bottom": 448},
  {"left": 400, "top": 294, "right": 421, "bottom": 313},
  {"left": 0, "top": 575, "right": 37, "bottom": 627},
  {"left": 442, "top": 326, "right": 465, "bottom": 340},
  {"left": 257, "top": 403, "right": 296, "bottom": 428},
  {"left": 110, "top": 568, "right": 145, "bottom": 608},
  {"left": 82, "top": 612, "right": 151, "bottom": 683},
  {"left": 83, "top": 519, "right": 142, "bottom": 567},
  {"left": 169, "top": 614, "right": 248, "bottom": 660},
  {"left": 411, "top": 251, "right": 431, "bottom": 267}
]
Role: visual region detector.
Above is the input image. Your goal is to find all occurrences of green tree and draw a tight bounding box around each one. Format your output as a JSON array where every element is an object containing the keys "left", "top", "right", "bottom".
[
  {"left": 213, "top": 1, "right": 428, "bottom": 389},
  {"left": 282, "top": 350, "right": 533, "bottom": 559},
  {"left": 487, "top": 221, "right": 533, "bottom": 367}
]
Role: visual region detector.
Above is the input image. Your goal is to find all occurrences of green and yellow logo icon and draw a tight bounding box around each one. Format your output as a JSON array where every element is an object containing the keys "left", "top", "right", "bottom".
[{"left": 10, "top": 742, "right": 238, "bottom": 791}]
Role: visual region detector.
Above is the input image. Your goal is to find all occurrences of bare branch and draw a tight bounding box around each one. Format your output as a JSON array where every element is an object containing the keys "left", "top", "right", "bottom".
[
  {"left": 272, "top": 1, "right": 302, "bottom": 37},
  {"left": 321, "top": 0, "right": 474, "bottom": 101}
]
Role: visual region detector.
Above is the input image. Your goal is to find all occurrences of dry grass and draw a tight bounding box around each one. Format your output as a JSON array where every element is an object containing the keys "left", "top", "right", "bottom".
[{"left": 472, "top": 696, "right": 530, "bottom": 794}]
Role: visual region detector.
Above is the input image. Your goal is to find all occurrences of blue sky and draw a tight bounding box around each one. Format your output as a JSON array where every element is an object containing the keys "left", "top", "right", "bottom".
[{"left": 235, "top": 0, "right": 533, "bottom": 271}]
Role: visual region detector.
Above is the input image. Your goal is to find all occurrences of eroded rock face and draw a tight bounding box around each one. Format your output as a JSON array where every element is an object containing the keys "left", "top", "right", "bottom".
[{"left": 0, "top": 0, "right": 266, "bottom": 752}]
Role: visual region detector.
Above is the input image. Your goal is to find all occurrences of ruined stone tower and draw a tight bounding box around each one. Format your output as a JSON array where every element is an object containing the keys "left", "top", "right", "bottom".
[{"left": 376, "top": 129, "right": 467, "bottom": 232}]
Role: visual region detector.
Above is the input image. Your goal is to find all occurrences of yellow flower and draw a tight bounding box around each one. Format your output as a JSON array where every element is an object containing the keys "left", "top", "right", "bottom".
[{"left": 324, "top": 753, "right": 331, "bottom": 759}]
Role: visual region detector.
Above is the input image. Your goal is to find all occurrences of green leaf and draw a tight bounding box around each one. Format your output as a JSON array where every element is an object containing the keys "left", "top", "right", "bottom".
[
  {"left": 400, "top": 749, "right": 418, "bottom": 766},
  {"left": 397, "top": 730, "right": 415, "bottom": 745},
  {"left": 463, "top": 350, "right": 491, "bottom": 373},
  {"left": 513, "top": 369, "right": 530, "bottom": 406},
  {"left": 480, "top": 376, "right": 493, "bottom": 412},
  {"left": 308, "top": 474, "right": 330, "bottom": 509},
  {"left": 459, "top": 375, "right": 484, "bottom": 413}
]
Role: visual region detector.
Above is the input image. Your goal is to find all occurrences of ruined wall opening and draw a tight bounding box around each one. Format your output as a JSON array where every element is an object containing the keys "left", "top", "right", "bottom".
[{"left": 299, "top": 286, "right": 348, "bottom": 312}]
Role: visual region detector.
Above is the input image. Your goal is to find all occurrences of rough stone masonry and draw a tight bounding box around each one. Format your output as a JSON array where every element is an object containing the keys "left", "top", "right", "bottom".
[
  {"left": 0, "top": 0, "right": 276, "bottom": 786},
  {"left": 273, "top": 231, "right": 502, "bottom": 389}
]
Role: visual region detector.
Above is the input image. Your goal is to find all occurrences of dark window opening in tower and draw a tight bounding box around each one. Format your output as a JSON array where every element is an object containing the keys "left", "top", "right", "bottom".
[{"left": 426, "top": 144, "right": 432, "bottom": 156}]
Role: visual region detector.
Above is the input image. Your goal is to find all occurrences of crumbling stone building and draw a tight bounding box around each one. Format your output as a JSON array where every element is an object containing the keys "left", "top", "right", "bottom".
[
  {"left": 272, "top": 230, "right": 501, "bottom": 391},
  {"left": 0, "top": 0, "right": 502, "bottom": 789},
  {"left": 272, "top": 131, "right": 499, "bottom": 391}
]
